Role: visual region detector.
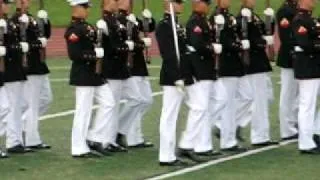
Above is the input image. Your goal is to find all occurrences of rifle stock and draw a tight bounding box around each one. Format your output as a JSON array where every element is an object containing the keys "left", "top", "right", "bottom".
[
  {"left": 241, "top": 16, "right": 250, "bottom": 68},
  {"left": 38, "top": 0, "right": 46, "bottom": 62},
  {"left": 265, "top": 0, "right": 275, "bottom": 62},
  {"left": 142, "top": 0, "right": 151, "bottom": 64}
]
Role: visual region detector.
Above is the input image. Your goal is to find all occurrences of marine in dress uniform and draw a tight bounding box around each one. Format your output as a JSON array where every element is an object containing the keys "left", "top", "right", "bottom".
[
  {"left": 116, "top": 1, "right": 155, "bottom": 149},
  {"left": 276, "top": 0, "right": 299, "bottom": 141},
  {"left": 292, "top": 0, "right": 320, "bottom": 154},
  {"left": 0, "top": 0, "right": 11, "bottom": 158},
  {"left": 209, "top": 0, "right": 248, "bottom": 152},
  {"left": 65, "top": 0, "right": 115, "bottom": 158},
  {"left": 100, "top": 0, "right": 134, "bottom": 152},
  {"left": 20, "top": 0, "right": 52, "bottom": 149},
  {"left": 237, "top": 0, "right": 278, "bottom": 147},
  {"left": 3, "top": 0, "right": 32, "bottom": 153},
  {"left": 157, "top": 0, "right": 205, "bottom": 166},
  {"left": 178, "top": 0, "right": 220, "bottom": 157}
]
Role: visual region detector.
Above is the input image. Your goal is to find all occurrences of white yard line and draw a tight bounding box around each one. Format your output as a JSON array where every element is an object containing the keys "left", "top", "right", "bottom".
[
  {"left": 146, "top": 140, "right": 297, "bottom": 180},
  {"left": 49, "top": 65, "right": 161, "bottom": 71},
  {"left": 39, "top": 91, "right": 163, "bottom": 121}
]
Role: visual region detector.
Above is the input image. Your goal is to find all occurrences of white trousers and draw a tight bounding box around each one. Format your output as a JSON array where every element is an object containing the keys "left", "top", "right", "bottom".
[
  {"left": 23, "top": 75, "right": 53, "bottom": 146},
  {"left": 219, "top": 78, "right": 241, "bottom": 149},
  {"left": 159, "top": 86, "right": 185, "bottom": 162},
  {"left": 107, "top": 79, "right": 135, "bottom": 145},
  {"left": 118, "top": 77, "right": 153, "bottom": 144},
  {"left": 279, "top": 68, "right": 299, "bottom": 138},
  {"left": 247, "top": 73, "right": 271, "bottom": 144},
  {"left": 4, "top": 82, "right": 25, "bottom": 148},
  {"left": 298, "top": 79, "right": 320, "bottom": 150},
  {"left": 179, "top": 81, "right": 213, "bottom": 153},
  {"left": 71, "top": 84, "right": 115, "bottom": 155},
  {"left": 0, "top": 87, "right": 10, "bottom": 137},
  {"left": 235, "top": 76, "right": 254, "bottom": 128},
  {"left": 124, "top": 77, "right": 153, "bottom": 146}
]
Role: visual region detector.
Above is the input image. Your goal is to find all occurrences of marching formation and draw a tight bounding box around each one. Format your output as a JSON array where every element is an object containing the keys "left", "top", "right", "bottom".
[
  {"left": 0, "top": 0, "right": 52, "bottom": 158},
  {"left": 0, "top": 0, "right": 320, "bottom": 170}
]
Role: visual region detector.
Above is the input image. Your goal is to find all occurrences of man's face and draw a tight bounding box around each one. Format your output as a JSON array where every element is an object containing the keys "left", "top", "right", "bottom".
[
  {"left": 243, "top": 0, "right": 255, "bottom": 8},
  {"left": 220, "top": 0, "right": 231, "bottom": 9},
  {"left": 174, "top": 2, "right": 184, "bottom": 14}
]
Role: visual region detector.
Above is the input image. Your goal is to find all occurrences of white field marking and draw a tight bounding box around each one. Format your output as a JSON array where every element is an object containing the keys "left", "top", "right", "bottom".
[
  {"left": 49, "top": 65, "right": 161, "bottom": 71},
  {"left": 39, "top": 91, "right": 163, "bottom": 121},
  {"left": 49, "top": 77, "right": 160, "bottom": 83},
  {"left": 146, "top": 139, "right": 297, "bottom": 180}
]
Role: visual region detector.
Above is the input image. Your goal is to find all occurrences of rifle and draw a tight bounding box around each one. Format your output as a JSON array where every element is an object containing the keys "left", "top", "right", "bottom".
[
  {"left": 0, "top": 0, "right": 5, "bottom": 73},
  {"left": 127, "top": 17, "right": 134, "bottom": 69},
  {"left": 213, "top": 12, "right": 224, "bottom": 79},
  {"left": 37, "top": 0, "right": 46, "bottom": 62},
  {"left": 241, "top": 10, "right": 250, "bottom": 70},
  {"left": 95, "top": 1, "right": 104, "bottom": 74},
  {"left": 265, "top": 0, "right": 275, "bottom": 62},
  {"left": 20, "top": 0, "right": 28, "bottom": 68},
  {"left": 142, "top": 0, "right": 151, "bottom": 64}
]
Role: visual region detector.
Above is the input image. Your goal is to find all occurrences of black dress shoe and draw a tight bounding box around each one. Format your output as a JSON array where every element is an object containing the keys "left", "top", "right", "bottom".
[
  {"left": 106, "top": 144, "right": 128, "bottom": 153},
  {"left": 128, "top": 141, "right": 154, "bottom": 149},
  {"left": 0, "top": 150, "right": 8, "bottom": 158},
  {"left": 313, "top": 135, "right": 320, "bottom": 148},
  {"left": 7, "top": 144, "right": 34, "bottom": 154},
  {"left": 221, "top": 145, "right": 247, "bottom": 153},
  {"left": 195, "top": 150, "right": 222, "bottom": 157},
  {"left": 116, "top": 133, "right": 127, "bottom": 148},
  {"left": 252, "top": 141, "right": 279, "bottom": 148},
  {"left": 300, "top": 148, "right": 320, "bottom": 155},
  {"left": 72, "top": 151, "right": 103, "bottom": 158},
  {"left": 177, "top": 149, "right": 205, "bottom": 163},
  {"left": 88, "top": 141, "right": 112, "bottom": 156},
  {"left": 159, "top": 159, "right": 189, "bottom": 167},
  {"left": 236, "top": 127, "right": 246, "bottom": 142},
  {"left": 27, "top": 143, "right": 51, "bottom": 150},
  {"left": 214, "top": 127, "right": 221, "bottom": 139},
  {"left": 281, "top": 134, "right": 299, "bottom": 141}
]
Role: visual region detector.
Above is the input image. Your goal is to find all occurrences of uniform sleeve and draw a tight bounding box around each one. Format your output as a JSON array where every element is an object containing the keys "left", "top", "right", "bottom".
[
  {"left": 155, "top": 22, "right": 177, "bottom": 62},
  {"left": 138, "top": 18, "right": 156, "bottom": 33},
  {"left": 44, "top": 19, "right": 51, "bottom": 39},
  {"left": 65, "top": 27, "right": 97, "bottom": 62},
  {"left": 187, "top": 21, "right": 214, "bottom": 56},
  {"left": 276, "top": 8, "right": 293, "bottom": 43},
  {"left": 292, "top": 19, "right": 320, "bottom": 53},
  {"left": 219, "top": 16, "right": 242, "bottom": 51}
]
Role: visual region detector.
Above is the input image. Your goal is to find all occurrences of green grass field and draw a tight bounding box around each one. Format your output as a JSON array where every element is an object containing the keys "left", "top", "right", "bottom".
[
  {"left": 23, "top": 0, "right": 320, "bottom": 27},
  {"left": 0, "top": 57, "right": 319, "bottom": 180}
]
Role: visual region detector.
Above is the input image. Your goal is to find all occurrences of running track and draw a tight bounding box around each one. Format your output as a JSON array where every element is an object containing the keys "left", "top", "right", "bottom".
[{"left": 47, "top": 28, "right": 280, "bottom": 58}]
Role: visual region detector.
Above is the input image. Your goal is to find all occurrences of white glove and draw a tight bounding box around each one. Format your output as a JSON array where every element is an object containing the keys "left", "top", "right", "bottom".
[
  {"left": 37, "top": 10, "right": 48, "bottom": 20},
  {"left": 241, "top": 8, "right": 252, "bottom": 22},
  {"left": 142, "top": 9, "right": 152, "bottom": 19},
  {"left": 20, "top": 42, "right": 29, "bottom": 53},
  {"left": 0, "top": 46, "right": 6, "bottom": 57},
  {"left": 264, "top": 35, "right": 274, "bottom": 45},
  {"left": 212, "top": 43, "right": 222, "bottom": 54},
  {"left": 175, "top": 80, "right": 185, "bottom": 93},
  {"left": 0, "top": 19, "right": 7, "bottom": 33},
  {"left": 125, "top": 40, "right": 134, "bottom": 51},
  {"left": 127, "top": 14, "right": 138, "bottom": 25},
  {"left": 264, "top": 8, "right": 275, "bottom": 17},
  {"left": 19, "top": 14, "right": 29, "bottom": 24},
  {"left": 96, "top": 19, "right": 109, "bottom": 35},
  {"left": 241, "top": 40, "right": 250, "bottom": 50},
  {"left": 214, "top": 15, "right": 225, "bottom": 25},
  {"left": 95, "top": 48, "right": 104, "bottom": 58},
  {"left": 142, "top": 37, "right": 152, "bottom": 47},
  {"left": 38, "top": 37, "right": 48, "bottom": 48}
]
